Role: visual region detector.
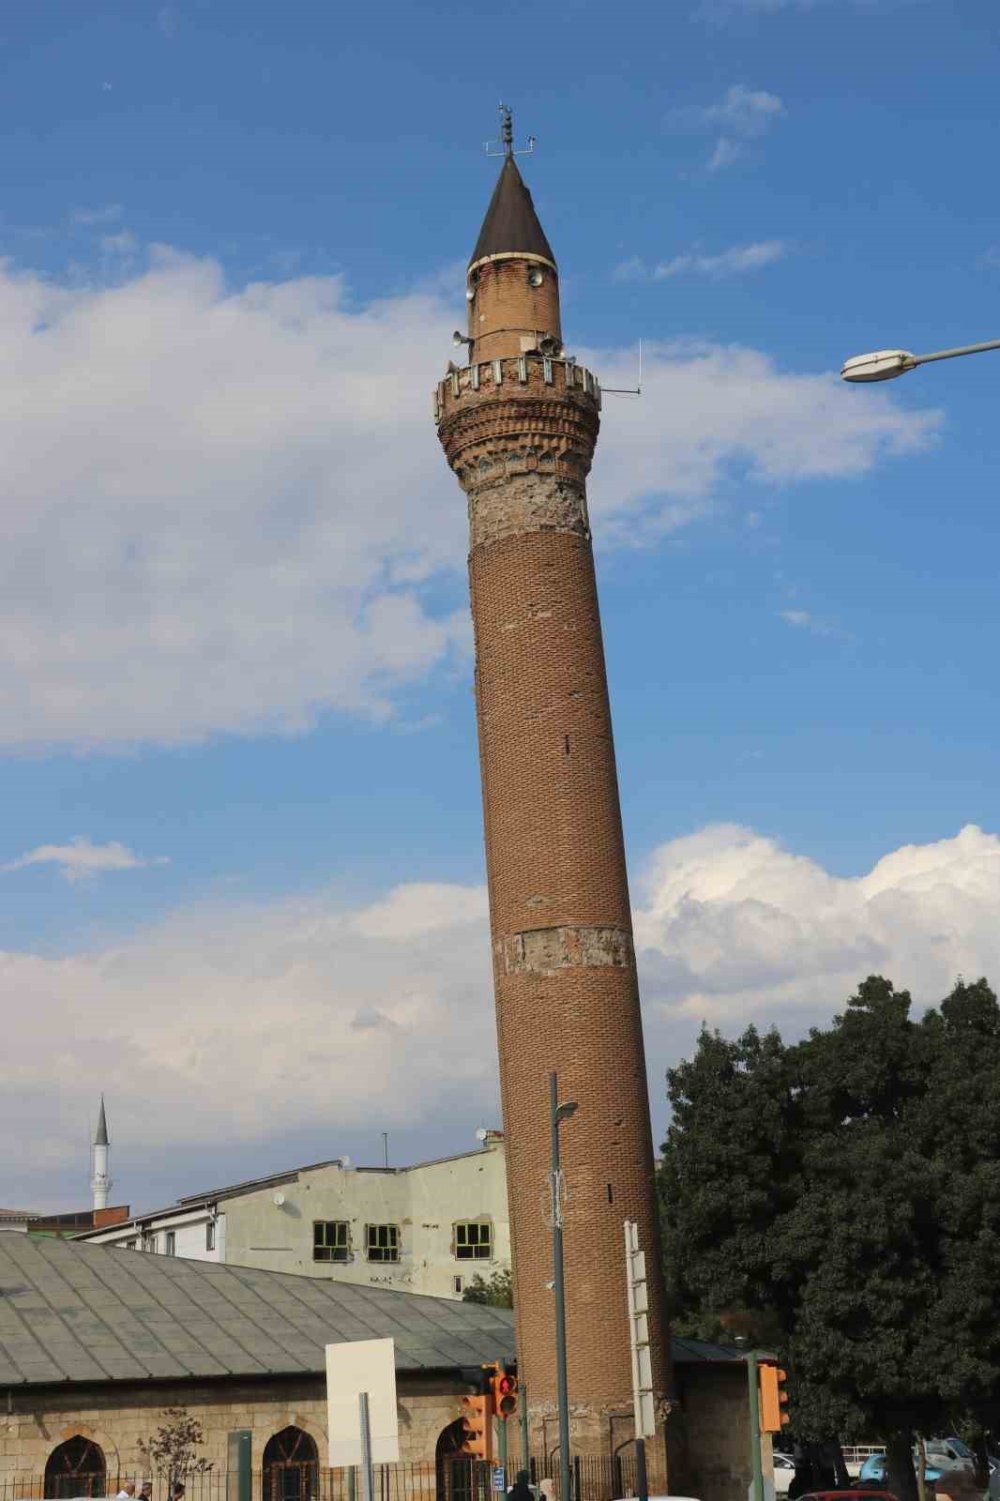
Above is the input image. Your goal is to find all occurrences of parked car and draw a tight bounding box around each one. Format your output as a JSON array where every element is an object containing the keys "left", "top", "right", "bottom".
[
  {"left": 859, "top": 1456, "right": 943, "bottom": 1487},
  {"left": 799, "top": 1490, "right": 896, "bottom": 1501},
  {"left": 924, "top": 1440, "right": 975, "bottom": 1474},
  {"left": 773, "top": 1454, "right": 796, "bottom": 1495}
]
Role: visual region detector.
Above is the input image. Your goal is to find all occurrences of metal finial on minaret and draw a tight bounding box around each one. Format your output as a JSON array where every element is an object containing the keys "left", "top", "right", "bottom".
[
  {"left": 485, "top": 102, "right": 535, "bottom": 159},
  {"left": 91, "top": 1095, "right": 112, "bottom": 1212}
]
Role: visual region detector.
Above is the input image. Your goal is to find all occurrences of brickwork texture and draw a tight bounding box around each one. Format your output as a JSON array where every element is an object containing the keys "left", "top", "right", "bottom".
[{"left": 437, "top": 160, "right": 674, "bottom": 1469}]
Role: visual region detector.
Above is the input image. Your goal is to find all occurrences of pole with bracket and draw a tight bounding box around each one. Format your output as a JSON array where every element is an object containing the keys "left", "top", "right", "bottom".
[
  {"left": 550, "top": 1072, "right": 574, "bottom": 1501},
  {"left": 359, "top": 1392, "right": 375, "bottom": 1501},
  {"left": 746, "top": 1354, "right": 764, "bottom": 1501}
]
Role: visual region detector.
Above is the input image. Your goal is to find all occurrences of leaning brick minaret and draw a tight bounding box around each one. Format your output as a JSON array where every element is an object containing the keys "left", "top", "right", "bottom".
[{"left": 435, "top": 117, "right": 675, "bottom": 1476}]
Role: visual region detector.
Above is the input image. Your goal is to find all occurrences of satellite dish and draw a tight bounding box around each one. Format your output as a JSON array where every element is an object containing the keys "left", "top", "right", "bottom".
[
  {"left": 528, "top": 266, "right": 544, "bottom": 287},
  {"left": 475, "top": 1127, "right": 489, "bottom": 1143},
  {"left": 273, "top": 1192, "right": 285, "bottom": 1208}
]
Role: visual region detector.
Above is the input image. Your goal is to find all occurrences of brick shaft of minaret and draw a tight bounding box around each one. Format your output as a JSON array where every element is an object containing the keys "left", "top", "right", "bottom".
[{"left": 435, "top": 153, "right": 674, "bottom": 1468}]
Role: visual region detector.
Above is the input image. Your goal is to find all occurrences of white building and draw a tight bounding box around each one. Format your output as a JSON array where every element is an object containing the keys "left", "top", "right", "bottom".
[{"left": 77, "top": 1131, "right": 510, "bottom": 1300}]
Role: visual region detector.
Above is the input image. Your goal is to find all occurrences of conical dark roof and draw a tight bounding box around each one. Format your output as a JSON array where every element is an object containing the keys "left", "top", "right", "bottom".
[
  {"left": 95, "top": 1096, "right": 109, "bottom": 1147},
  {"left": 469, "top": 157, "right": 555, "bottom": 268}
]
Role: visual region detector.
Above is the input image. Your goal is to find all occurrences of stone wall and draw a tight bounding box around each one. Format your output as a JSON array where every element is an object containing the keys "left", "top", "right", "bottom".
[{"left": 0, "top": 1375, "right": 468, "bottom": 1483}]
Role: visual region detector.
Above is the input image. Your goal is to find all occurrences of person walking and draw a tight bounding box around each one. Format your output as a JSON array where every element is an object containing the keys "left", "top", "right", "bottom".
[{"left": 507, "top": 1471, "right": 534, "bottom": 1501}]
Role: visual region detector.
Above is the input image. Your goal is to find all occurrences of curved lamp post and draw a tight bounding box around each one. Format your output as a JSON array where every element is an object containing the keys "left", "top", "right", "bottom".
[{"left": 841, "top": 338, "right": 1000, "bottom": 383}]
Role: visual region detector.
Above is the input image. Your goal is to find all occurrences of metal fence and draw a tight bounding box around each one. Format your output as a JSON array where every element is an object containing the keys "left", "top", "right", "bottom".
[{"left": 0, "top": 1457, "right": 639, "bottom": 1501}]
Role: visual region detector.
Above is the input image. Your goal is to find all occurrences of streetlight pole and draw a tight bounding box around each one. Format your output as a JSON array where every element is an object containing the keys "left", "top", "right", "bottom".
[
  {"left": 841, "top": 337, "right": 1000, "bottom": 383},
  {"left": 549, "top": 1072, "right": 577, "bottom": 1501}
]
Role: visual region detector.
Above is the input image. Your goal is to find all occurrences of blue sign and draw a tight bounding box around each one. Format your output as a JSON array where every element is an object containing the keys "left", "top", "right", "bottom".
[{"left": 492, "top": 1469, "right": 506, "bottom": 1493}]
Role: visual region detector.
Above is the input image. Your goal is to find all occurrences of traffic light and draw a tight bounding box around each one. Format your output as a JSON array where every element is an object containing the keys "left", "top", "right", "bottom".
[
  {"left": 487, "top": 1363, "right": 518, "bottom": 1419},
  {"left": 459, "top": 1394, "right": 492, "bottom": 1459},
  {"left": 758, "top": 1364, "right": 790, "bottom": 1432}
]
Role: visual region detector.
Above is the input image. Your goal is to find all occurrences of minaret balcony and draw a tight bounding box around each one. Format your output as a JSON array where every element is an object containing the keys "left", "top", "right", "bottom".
[{"left": 433, "top": 352, "right": 601, "bottom": 425}]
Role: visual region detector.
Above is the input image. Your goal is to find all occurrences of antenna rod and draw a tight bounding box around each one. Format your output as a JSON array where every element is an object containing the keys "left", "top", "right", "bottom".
[
  {"left": 381, "top": 1132, "right": 389, "bottom": 1169},
  {"left": 485, "top": 103, "right": 536, "bottom": 159},
  {"left": 602, "top": 336, "right": 644, "bottom": 397}
]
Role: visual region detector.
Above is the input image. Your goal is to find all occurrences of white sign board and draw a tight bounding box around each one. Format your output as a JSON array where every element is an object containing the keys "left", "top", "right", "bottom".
[
  {"left": 624, "top": 1221, "right": 655, "bottom": 1439},
  {"left": 326, "top": 1338, "right": 400, "bottom": 1467}
]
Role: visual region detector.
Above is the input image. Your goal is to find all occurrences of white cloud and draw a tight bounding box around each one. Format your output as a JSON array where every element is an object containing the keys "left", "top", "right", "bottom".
[
  {"left": 0, "top": 247, "right": 938, "bottom": 749},
  {"left": 701, "top": 0, "right": 893, "bottom": 14},
  {"left": 70, "top": 205, "right": 123, "bottom": 227},
  {"left": 707, "top": 138, "right": 745, "bottom": 171},
  {"left": 778, "top": 607, "right": 838, "bottom": 637},
  {"left": 3, "top": 824, "right": 998, "bottom": 1206},
  {"left": 698, "top": 85, "right": 787, "bottom": 135},
  {"left": 617, "top": 240, "right": 789, "bottom": 281},
  {"left": 3, "top": 836, "right": 168, "bottom": 882},
  {"left": 673, "top": 84, "right": 786, "bottom": 169},
  {"left": 582, "top": 338, "right": 938, "bottom": 542},
  {"left": 634, "top": 823, "right": 1000, "bottom": 1031}
]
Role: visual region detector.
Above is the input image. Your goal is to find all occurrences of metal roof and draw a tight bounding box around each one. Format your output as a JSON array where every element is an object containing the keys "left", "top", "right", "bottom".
[
  {"left": 0, "top": 1231, "right": 515, "bottom": 1388},
  {"left": 670, "top": 1335, "right": 749, "bottom": 1363},
  {"left": 469, "top": 157, "right": 555, "bottom": 270}
]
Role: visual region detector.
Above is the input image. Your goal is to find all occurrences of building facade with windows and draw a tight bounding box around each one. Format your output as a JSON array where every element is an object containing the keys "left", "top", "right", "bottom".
[
  {"left": 0, "top": 1230, "right": 515, "bottom": 1497},
  {"left": 77, "top": 1133, "right": 509, "bottom": 1300},
  {"left": 0, "top": 1233, "right": 760, "bottom": 1501}
]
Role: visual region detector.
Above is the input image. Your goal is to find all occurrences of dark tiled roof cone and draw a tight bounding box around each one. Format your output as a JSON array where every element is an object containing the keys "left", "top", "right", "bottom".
[
  {"left": 469, "top": 156, "right": 556, "bottom": 268},
  {"left": 95, "top": 1096, "right": 109, "bottom": 1147}
]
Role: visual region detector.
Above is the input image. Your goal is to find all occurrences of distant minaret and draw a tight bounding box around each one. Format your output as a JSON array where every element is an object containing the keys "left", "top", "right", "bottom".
[{"left": 91, "top": 1096, "right": 112, "bottom": 1212}]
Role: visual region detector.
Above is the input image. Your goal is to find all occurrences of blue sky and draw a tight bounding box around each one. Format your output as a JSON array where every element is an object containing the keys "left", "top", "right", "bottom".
[{"left": 3, "top": 0, "right": 1000, "bottom": 1211}]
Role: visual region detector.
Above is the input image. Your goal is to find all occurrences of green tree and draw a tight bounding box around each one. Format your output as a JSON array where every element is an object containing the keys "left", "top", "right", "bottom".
[
  {"left": 659, "top": 976, "right": 1000, "bottom": 1501},
  {"left": 462, "top": 1268, "right": 513, "bottom": 1307}
]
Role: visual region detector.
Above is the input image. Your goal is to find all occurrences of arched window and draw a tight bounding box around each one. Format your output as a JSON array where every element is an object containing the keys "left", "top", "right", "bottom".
[
  {"left": 263, "top": 1427, "right": 318, "bottom": 1501},
  {"left": 45, "top": 1437, "right": 107, "bottom": 1499}
]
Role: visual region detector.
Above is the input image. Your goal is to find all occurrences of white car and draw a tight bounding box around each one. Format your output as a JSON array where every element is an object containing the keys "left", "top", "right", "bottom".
[{"left": 773, "top": 1454, "right": 796, "bottom": 1494}]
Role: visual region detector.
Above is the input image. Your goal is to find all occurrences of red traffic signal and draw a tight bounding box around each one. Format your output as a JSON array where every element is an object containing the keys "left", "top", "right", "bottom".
[
  {"left": 492, "top": 1370, "right": 518, "bottom": 1418},
  {"left": 483, "top": 1361, "right": 518, "bottom": 1419},
  {"left": 459, "top": 1394, "right": 492, "bottom": 1459},
  {"left": 758, "top": 1364, "right": 790, "bottom": 1432}
]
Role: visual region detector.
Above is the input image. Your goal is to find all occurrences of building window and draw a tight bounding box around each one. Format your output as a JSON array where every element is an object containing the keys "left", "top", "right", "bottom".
[
  {"left": 454, "top": 1220, "right": 492, "bottom": 1261},
  {"left": 165, "top": 1231, "right": 176, "bottom": 1256},
  {"left": 454, "top": 1275, "right": 463, "bottom": 1295},
  {"left": 313, "top": 1220, "right": 351, "bottom": 1263},
  {"left": 206, "top": 1221, "right": 216, "bottom": 1252},
  {"left": 263, "top": 1426, "right": 318, "bottom": 1501},
  {"left": 365, "top": 1224, "right": 400, "bottom": 1263},
  {"left": 44, "top": 1437, "right": 106, "bottom": 1499}
]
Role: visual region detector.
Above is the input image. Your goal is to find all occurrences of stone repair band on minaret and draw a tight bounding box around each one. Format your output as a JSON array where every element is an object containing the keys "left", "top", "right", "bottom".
[{"left": 435, "top": 113, "right": 678, "bottom": 1481}]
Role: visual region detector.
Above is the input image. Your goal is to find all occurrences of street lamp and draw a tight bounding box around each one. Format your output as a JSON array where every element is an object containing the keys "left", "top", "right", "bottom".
[
  {"left": 841, "top": 337, "right": 1000, "bottom": 383},
  {"left": 549, "top": 1073, "right": 578, "bottom": 1501}
]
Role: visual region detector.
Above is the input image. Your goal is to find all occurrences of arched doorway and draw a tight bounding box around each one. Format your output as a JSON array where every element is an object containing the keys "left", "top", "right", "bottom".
[
  {"left": 263, "top": 1427, "right": 318, "bottom": 1501},
  {"left": 435, "top": 1419, "right": 485, "bottom": 1501},
  {"left": 45, "top": 1437, "right": 107, "bottom": 1499}
]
